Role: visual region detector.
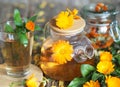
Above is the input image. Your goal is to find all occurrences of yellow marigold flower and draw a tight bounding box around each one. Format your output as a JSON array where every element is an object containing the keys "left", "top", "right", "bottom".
[
  {"left": 67, "top": 8, "right": 81, "bottom": 19},
  {"left": 100, "top": 51, "right": 112, "bottom": 61},
  {"left": 83, "top": 80, "right": 100, "bottom": 87},
  {"left": 51, "top": 40, "right": 73, "bottom": 64},
  {"left": 26, "top": 74, "right": 39, "bottom": 87},
  {"left": 25, "top": 21, "right": 35, "bottom": 31},
  {"left": 105, "top": 76, "right": 120, "bottom": 87},
  {"left": 55, "top": 11, "right": 74, "bottom": 29},
  {"left": 97, "top": 61, "right": 114, "bottom": 74}
]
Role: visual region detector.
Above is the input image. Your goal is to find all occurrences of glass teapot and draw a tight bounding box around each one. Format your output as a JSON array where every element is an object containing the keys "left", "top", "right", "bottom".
[
  {"left": 42, "top": 18, "right": 94, "bottom": 63},
  {"left": 40, "top": 16, "right": 94, "bottom": 81},
  {"left": 80, "top": 3, "right": 120, "bottom": 49}
]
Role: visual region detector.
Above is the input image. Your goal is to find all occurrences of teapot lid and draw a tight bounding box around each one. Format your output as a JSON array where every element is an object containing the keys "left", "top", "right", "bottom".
[{"left": 49, "top": 18, "right": 86, "bottom": 36}]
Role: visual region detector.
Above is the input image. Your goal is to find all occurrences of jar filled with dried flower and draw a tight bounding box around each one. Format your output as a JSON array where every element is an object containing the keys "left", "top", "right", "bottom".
[{"left": 81, "top": 3, "right": 120, "bottom": 49}]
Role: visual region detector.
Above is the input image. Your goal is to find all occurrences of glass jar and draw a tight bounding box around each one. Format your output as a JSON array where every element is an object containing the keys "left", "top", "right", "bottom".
[
  {"left": 40, "top": 18, "right": 94, "bottom": 81},
  {"left": 80, "top": 3, "right": 120, "bottom": 49}
]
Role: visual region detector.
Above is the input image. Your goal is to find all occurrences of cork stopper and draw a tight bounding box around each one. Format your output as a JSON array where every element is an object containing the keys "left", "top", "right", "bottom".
[{"left": 49, "top": 17, "right": 86, "bottom": 35}]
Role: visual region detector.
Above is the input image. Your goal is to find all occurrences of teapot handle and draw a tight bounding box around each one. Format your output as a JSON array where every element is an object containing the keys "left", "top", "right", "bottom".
[{"left": 43, "top": 22, "right": 50, "bottom": 39}]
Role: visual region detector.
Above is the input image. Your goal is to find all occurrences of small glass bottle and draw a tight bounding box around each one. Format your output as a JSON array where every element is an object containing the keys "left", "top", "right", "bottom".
[
  {"left": 40, "top": 17, "right": 94, "bottom": 81},
  {"left": 80, "top": 3, "right": 120, "bottom": 49}
]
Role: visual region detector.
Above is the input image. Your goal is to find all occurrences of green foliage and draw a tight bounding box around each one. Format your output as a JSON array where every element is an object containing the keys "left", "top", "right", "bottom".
[
  {"left": 13, "top": 9, "right": 23, "bottom": 26},
  {"left": 68, "top": 78, "right": 88, "bottom": 87},
  {"left": 5, "top": 9, "right": 41, "bottom": 46},
  {"left": 17, "top": 32, "right": 28, "bottom": 47},
  {"left": 68, "top": 64, "right": 97, "bottom": 87},
  {"left": 29, "top": 15, "right": 37, "bottom": 22},
  {"left": 35, "top": 25, "right": 42, "bottom": 31},
  {"left": 112, "top": 67, "right": 120, "bottom": 77},
  {"left": 81, "top": 64, "right": 95, "bottom": 77},
  {"left": 68, "top": 42, "right": 120, "bottom": 87},
  {"left": 91, "top": 72, "right": 103, "bottom": 81},
  {"left": 5, "top": 23, "right": 14, "bottom": 33},
  {"left": 9, "top": 80, "right": 26, "bottom": 87}
]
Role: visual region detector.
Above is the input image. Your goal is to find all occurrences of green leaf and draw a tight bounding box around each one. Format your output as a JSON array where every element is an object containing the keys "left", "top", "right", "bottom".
[
  {"left": 81, "top": 64, "right": 95, "bottom": 77},
  {"left": 112, "top": 67, "right": 120, "bottom": 76},
  {"left": 29, "top": 15, "right": 37, "bottom": 22},
  {"left": 68, "top": 78, "right": 88, "bottom": 87},
  {"left": 13, "top": 9, "right": 23, "bottom": 26},
  {"left": 21, "top": 79, "right": 26, "bottom": 86},
  {"left": 35, "top": 25, "right": 41, "bottom": 31},
  {"left": 113, "top": 55, "right": 120, "bottom": 65},
  {"left": 17, "top": 33, "right": 28, "bottom": 47},
  {"left": 92, "top": 72, "right": 103, "bottom": 81},
  {"left": 5, "top": 24, "right": 14, "bottom": 33},
  {"left": 9, "top": 80, "right": 26, "bottom": 87}
]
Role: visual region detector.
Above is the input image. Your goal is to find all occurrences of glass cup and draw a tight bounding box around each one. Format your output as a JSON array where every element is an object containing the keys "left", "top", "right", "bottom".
[
  {"left": 0, "top": 22, "right": 33, "bottom": 77},
  {"left": 0, "top": 26, "right": 4, "bottom": 64}
]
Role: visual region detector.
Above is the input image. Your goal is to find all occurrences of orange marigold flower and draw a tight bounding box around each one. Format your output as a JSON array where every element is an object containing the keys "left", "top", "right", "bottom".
[
  {"left": 55, "top": 8, "right": 80, "bottom": 29},
  {"left": 55, "top": 11, "right": 74, "bottom": 29},
  {"left": 100, "top": 51, "right": 112, "bottom": 61},
  {"left": 83, "top": 80, "right": 100, "bottom": 87},
  {"left": 26, "top": 74, "right": 39, "bottom": 87},
  {"left": 105, "top": 76, "right": 120, "bottom": 87},
  {"left": 97, "top": 61, "right": 114, "bottom": 74},
  {"left": 51, "top": 40, "right": 73, "bottom": 64},
  {"left": 25, "top": 21, "right": 35, "bottom": 31}
]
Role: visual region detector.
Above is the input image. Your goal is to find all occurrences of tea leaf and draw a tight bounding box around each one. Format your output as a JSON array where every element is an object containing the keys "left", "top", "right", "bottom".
[
  {"left": 18, "top": 33, "right": 28, "bottom": 47},
  {"left": 13, "top": 9, "right": 23, "bottom": 26},
  {"left": 9, "top": 80, "right": 25, "bottom": 87},
  {"left": 68, "top": 77, "right": 87, "bottom": 87},
  {"left": 35, "top": 25, "right": 41, "bottom": 31},
  {"left": 92, "top": 72, "right": 103, "bottom": 81},
  {"left": 81, "top": 64, "right": 95, "bottom": 77},
  {"left": 29, "top": 15, "right": 37, "bottom": 22},
  {"left": 111, "top": 67, "right": 120, "bottom": 76},
  {"left": 5, "top": 24, "right": 14, "bottom": 33}
]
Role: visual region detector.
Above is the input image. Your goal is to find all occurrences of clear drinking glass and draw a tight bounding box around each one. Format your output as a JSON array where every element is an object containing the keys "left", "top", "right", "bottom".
[
  {"left": 0, "top": 26, "right": 4, "bottom": 64},
  {"left": 0, "top": 21, "right": 33, "bottom": 77}
]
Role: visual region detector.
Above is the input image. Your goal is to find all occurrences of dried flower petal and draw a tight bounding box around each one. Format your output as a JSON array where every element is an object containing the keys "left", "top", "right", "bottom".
[
  {"left": 95, "top": 3, "right": 108, "bottom": 12},
  {"left": 67, "top": 8, "right": 80, "bottom": 19}
]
